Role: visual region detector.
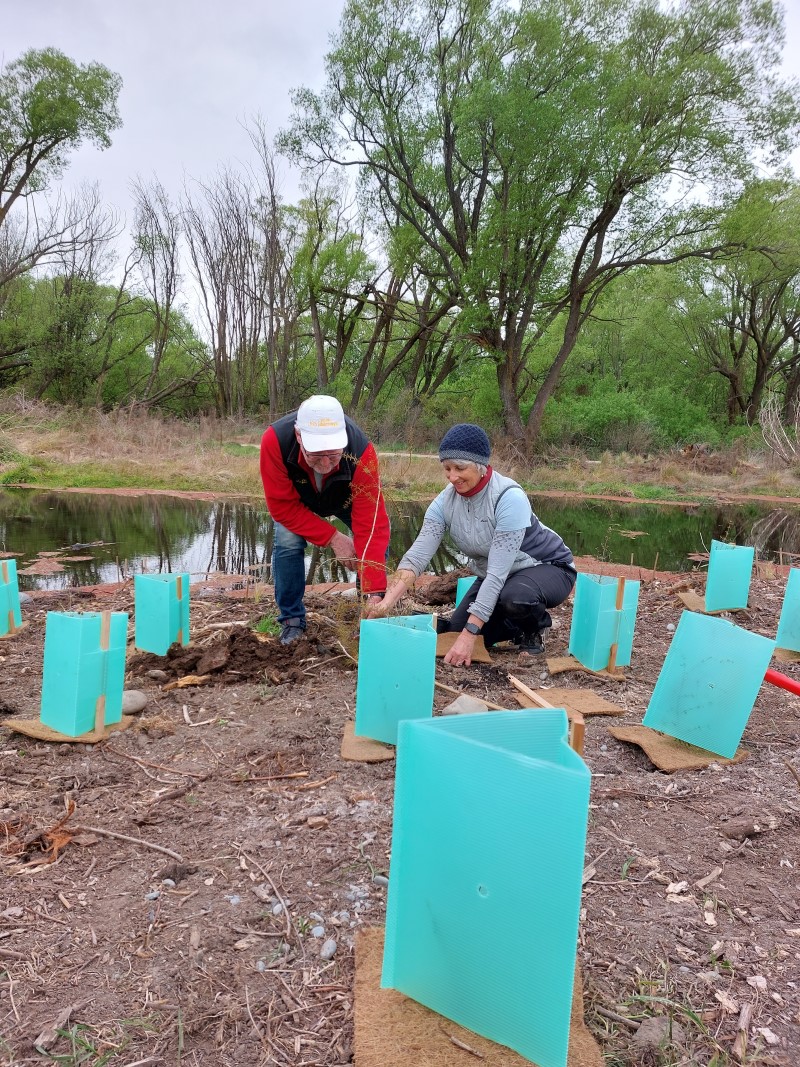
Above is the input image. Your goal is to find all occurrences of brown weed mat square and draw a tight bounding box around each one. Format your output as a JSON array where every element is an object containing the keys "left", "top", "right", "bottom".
[
  {"left": 676, "top": 590, "right": 739, "bottom": 615},
  {"left": 436, "top": 632, "right": 493, "bottom": 663},
  {"left": 773, "top": 647, "right": 800, "bottom": 664},
  {"left": 608, "top": 725, "right": 748, "bottom": 772},
  {"left": 6, "top": 716, "right": 134, "bottom": 743},
  {"left": 341, "top": 720, "right": 395, "bottom": 762},
  {"left": 355, "top": 927, "right": 602, "bottom": 1067},
  {"left": 529, "top": 689, "right": 624, "bottom": 718},
  {"left": 546, "top": 656, "right": 626, "bottom": 682}
]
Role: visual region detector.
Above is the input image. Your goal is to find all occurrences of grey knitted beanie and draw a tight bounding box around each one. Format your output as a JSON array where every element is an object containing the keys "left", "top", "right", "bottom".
[{"left": 438, "top": 423, "right": 491, "bottom": 465}]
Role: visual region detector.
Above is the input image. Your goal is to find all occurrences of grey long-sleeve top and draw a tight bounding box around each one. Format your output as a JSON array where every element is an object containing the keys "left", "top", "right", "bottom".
[{"left": 398, "top": 471, "right": 574, "bottom": 623}]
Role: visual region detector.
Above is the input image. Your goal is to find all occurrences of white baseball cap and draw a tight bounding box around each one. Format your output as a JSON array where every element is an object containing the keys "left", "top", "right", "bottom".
[{"left": 295, "top": 395, "right": 348, "bottom": 451}]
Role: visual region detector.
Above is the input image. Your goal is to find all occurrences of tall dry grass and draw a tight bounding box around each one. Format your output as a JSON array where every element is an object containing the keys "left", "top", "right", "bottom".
[{"left": 0, "top": 396, "right": 798, "bottom": 502}]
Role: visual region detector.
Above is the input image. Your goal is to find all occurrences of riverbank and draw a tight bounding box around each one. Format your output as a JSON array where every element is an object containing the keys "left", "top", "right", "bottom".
[{"left": 3, "top": 400, "right": 800, "bottom": 506}]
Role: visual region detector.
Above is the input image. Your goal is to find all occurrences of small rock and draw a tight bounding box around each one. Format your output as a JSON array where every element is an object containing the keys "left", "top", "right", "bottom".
[
  {"left": 311, "top": 925, "right": 325, "bottom": 938},
  {"left": 122, "top": 690, "right": 149, "bottom": 714},
  {"left": 225, "top": 894, "right": 242, "bottom": 906},
  {"left": 256, "top": 960, "right": 267, "bottom": 972},
  {"left": 320, "top": 938, "right": 338, "bottom": 960},
  {"left": 633, "top": 1016, "right": 685, "bottom": 1048},
  {"left": 18, "top": 592, "right": 32, "bottom": 604},
  {"left": 666, "top": 623, "right": 675, "bottom": 632},
  {"left": 272, "top": 903, "right": 284, "bottom": 915},
  {"left": 372, "top": 874, "right": 390, "bottom": 888},
  {"left": 145, "top": 890, "right": 160, "bottom": 901},
  {"left": 441, "top": 694, "right": 488, "bottom": 716},
  {"left": 161, "top": 878, "right": 177, "bottom": 889},
  {"left": 146, "top": 669, "right": 170, "bottom": 682}
]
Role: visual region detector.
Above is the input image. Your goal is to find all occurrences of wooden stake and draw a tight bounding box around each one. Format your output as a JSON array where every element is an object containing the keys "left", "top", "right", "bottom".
[
  {"left": 176, "top": 574, "right": 184, "bottom": 644},
  {"left": 433, "top": 680, "right": 508, "bottom": 712},
  {"left": 2, "top": 561, "right": 15, "bottom": 634},
  {"left": 93, "top": 611, "right": 112, "bottom": 736},
  {"left": 508, "top": 674, "right": 555, "bottom": 709},
  {"left": 569, "top": 712, "right": 585, "bottom": 757},
  {"left": 508, "top": 676, "right": 585, "bottom": 754},
  {"left": 607, "top": 578, "right": 626, "bottom": 674}
]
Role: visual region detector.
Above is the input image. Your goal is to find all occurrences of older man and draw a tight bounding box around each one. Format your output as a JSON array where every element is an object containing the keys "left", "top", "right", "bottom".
[{"left": 260, "top": 395, "right": 390, "bottom": 644}]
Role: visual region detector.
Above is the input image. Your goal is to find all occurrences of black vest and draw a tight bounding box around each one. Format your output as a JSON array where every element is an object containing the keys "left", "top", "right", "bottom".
[{"left": 271, "top": 411, "right": 370, "bottom": 518}]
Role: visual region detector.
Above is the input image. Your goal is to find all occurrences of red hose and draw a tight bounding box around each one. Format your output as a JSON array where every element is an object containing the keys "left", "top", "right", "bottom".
[{"left": 764, "top": 668, "right": 800, "bottom": 697}]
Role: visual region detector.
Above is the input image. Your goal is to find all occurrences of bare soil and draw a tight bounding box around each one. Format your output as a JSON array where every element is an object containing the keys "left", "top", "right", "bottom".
[{"left": 1, "top": 566, "right": 799, "bottom": 1067}]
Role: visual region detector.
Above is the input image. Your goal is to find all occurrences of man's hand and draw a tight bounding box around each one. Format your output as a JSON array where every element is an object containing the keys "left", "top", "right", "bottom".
[
  {"left": 329, "top": 530, "right": 356, "bottom": 563},
  {"left": 443, "top": 630, "right": 476, "bottom": 667}
]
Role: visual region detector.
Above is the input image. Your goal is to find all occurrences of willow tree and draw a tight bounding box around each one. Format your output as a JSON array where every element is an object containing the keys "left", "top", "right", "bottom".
[{"left": 282, "top": 0, "right": 799, "bottom": 442}]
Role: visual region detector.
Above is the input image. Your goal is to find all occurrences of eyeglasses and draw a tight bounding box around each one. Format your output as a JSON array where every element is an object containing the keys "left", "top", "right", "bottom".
[
  {"left": 301, "top": 444, "right": 344, "bottom": 466},
  {"left": 304, "top": 448, "right": 343, "bottom": 460}
]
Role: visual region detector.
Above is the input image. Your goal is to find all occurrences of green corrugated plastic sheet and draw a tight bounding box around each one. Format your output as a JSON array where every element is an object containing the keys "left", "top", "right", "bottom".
[
  {"left": 0, "top": 559, "right": 22, "bottom": 635},
  {"left": 568, "top": 573, "right": 640, "bottom": 671},
  {"left": 456, "top": 576, "right": 476, "bottom": 607},
  {"left": 382, "top": 710, "right": 591, "bottom": 1067},
  {"left": 643, "top": 611, "right": 774, "bottom": 758},
  {"left": 354, "top": 614, "right": 436, "bottom": 744},
  {"left": 40, "top": 611, "right": 128, "bottom": 736},
  {"left": 705, "top": 540, "right": 754, "bottom": 611},
  {"left": 134, "top": 573, "right": 190, "bottom": 655},
  {"left": 776, "top": 568, "right": 800, "bottom": 651}
]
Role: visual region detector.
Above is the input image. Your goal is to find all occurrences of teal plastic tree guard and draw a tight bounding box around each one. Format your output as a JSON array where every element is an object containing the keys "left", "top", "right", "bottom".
[
  {"left": 705, "top": 540, "right": 754, "bottom": 611},
  {"left": 0, "top": 559, "right": 22, "bottom": 636},
  {"left": 456, "top": 576, "right": 476, "bottom": 606},
  {"left": 382, "top": 710, "right": 590, "bottom": 1067},
  {"left": 776, "top": 568, "right": 800, "bottom": 651},
  {"left": 568, "top": 572, "right": 639, "bottom": 671},
  {"left": 354, "top": 614, "right": 437, "bottom": 744},
  {"left": 40, "top": 611, "right": 128, "bottom": 736},
  {"left": 643, "top": 611, "right": 775, "bottom": 758},
  {"left": 134, "top": 573, "right": 190, "bottom": 655}
]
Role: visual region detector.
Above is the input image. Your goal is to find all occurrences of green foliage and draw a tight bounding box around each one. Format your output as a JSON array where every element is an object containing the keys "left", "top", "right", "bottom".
[
  {"left": 0, "top": 48, "right": 122, "bottom": 205},
  {"left": 253, "top": 616, "right": 281, "bottom": 636},
  {"left": 284, "top": 0, "right": 800, "bottom": 436}
]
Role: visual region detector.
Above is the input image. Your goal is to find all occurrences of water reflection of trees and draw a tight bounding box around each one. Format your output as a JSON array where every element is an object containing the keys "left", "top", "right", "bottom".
[
  {"left": 6, "top": 489, "right": 799, "bottom": 592},
  {"left": 750, "top": 509, "right": 800, "bottom": 565}
]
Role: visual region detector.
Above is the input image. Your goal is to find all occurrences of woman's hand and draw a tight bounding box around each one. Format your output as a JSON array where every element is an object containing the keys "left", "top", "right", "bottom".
[
  {"left": 365, "top": 594, "right": 391, "bottom": 619},
  {"left": 364, "top": 573, "right": 413, "bottom": 619},
  {"left": 443, "top": 630, "right": 477, "bottom": 667}
]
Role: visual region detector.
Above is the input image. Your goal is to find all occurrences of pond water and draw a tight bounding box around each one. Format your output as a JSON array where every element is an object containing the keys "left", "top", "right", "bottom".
[{"left": 3, "top": 487, "right": 800, "bottom": 592}]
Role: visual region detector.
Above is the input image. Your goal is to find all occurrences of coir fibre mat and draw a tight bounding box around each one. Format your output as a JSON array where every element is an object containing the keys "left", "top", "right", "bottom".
[{"left": 354, "top": 926, "right": 603, "bottom": 1067}]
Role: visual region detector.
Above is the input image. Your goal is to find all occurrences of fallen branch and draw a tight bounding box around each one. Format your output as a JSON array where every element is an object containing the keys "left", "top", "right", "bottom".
[
  {"left": 73, "top": 824, "right": 184, "bottom": 862},
  {"left": 783, "top": 758, "right": 800, "bottom": 792},
  {"left": 594, "top": 1005, "right": 639, "bottom": 1031},
  {"left": 105, "top": 747, "right": 208, "bottom": 778}
]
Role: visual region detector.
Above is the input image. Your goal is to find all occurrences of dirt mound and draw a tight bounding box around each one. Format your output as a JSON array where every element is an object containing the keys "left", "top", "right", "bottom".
[{"left": 128, "top": 625, "right": 357, "bottom": 686}]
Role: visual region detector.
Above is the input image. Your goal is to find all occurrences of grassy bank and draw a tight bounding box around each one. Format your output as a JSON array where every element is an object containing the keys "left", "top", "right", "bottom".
[{"left": 2, "top": 398, "right": 800, "bottom": 505}]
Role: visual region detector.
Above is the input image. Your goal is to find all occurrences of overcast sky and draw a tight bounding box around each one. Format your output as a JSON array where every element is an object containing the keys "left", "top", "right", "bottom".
[
  {"left": 1, "top": 0, "right": 348, "bottom": 217},
  {"left": 2, "top": 0, "right": 799, "bottom": 227}
]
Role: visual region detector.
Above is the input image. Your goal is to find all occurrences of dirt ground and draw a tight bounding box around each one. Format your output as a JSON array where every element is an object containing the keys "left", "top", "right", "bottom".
[{"left": 1, "top": 564, "right": 799, "bottom": 1067}]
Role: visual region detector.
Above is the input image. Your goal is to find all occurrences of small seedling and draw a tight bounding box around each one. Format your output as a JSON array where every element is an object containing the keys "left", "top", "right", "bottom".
[{"left": 253, "top": 616, "right": 280, "bottom": 637}]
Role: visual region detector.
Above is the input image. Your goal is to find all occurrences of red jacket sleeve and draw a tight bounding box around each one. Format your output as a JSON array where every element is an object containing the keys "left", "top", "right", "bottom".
[
  {"left": 260, "top": 427, "right": 337, "bottom": 547},
  {"left": 350, "top": 442, "right": 390, "bottom": 595}
]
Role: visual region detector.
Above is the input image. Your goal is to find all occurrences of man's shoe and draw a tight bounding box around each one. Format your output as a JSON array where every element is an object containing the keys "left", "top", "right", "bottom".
[{"left": 279, "top": 619, "right": 305, "bottom": 646}]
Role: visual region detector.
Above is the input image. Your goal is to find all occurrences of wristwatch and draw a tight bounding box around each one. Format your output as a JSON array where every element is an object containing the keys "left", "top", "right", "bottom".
[{"left": 464, "top": 621, "right": 482, "bottom": 636}]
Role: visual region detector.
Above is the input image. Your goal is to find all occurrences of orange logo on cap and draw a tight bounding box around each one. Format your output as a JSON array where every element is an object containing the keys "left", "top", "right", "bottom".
[{"left": 307, "top": 417, "right": 340, "bottom": 428}]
